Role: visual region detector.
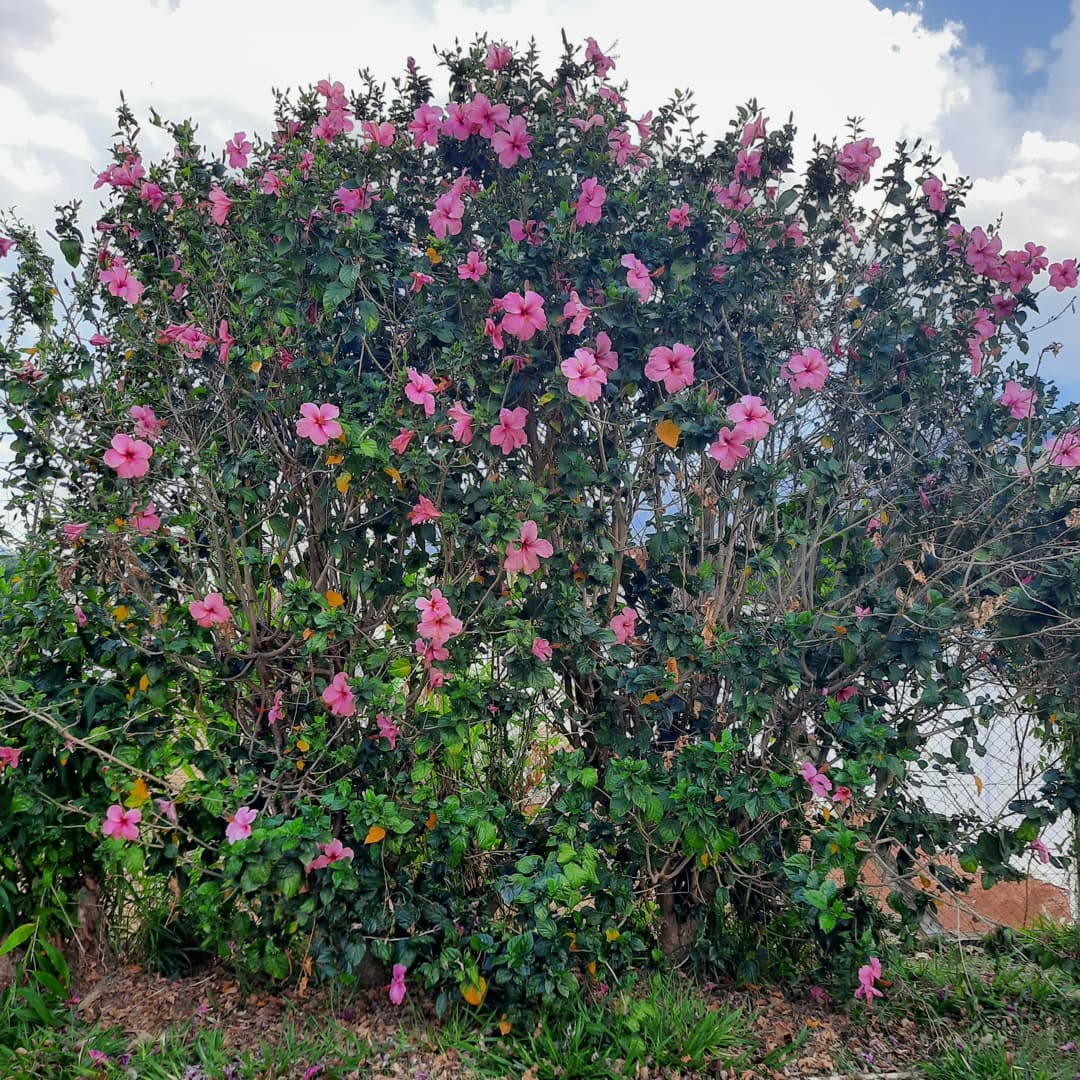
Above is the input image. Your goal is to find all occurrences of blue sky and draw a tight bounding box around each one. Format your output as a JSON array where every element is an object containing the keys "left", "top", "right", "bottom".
[{"left": 874, "top": 1, "right": 1073, "bottom": 97}]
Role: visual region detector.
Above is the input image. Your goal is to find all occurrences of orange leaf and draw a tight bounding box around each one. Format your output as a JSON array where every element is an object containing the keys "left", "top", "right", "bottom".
[
  {"left": 975, "top": 775, "right": 984, "bottom": 797},
  {"left": 384, "top": 466, "right": 405, "bottom": 491},
  {"left": 364, "top": 825, "right": 386, "bottom": 845},
  {"left": 425, "top": 812, "right": 438, "bottom": 830},
  {"left": 665, "top": 657, "right": 679, "bottom": 678},
  {"left": 302, "top": 628, "right": 314, "bottom": 641},
  {"left": 655, "top": 419, "right": 680, "bottom": 449},
  {"left": 587, "top": 961, "right": 597, "bottom": 976},
  {"left": 498, "top": 1015, "right": 511, "bottom": 1035},
  {"left": 325, "top": 590, "right": 345, "bottom": 609},
  {"left": 325, "top": 453, "right": 344, "bottom": 466},
  {"left": 125, "top": 778, "right": 150, "bottom": 808},
  {"left": 461, "top": 977, "right": 487, "bottom": 1006},
  {"left": 426, "top": 246, "right": 442, "bottom": 265},
  {"left": 642, "top": 692, "right": 660, "bottom": 705}
]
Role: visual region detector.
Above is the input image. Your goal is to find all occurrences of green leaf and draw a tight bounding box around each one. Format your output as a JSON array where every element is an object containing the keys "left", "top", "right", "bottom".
[
  {"left": 59, "top": 238, "right": 82, "bottom": 268},
  {"left": 0, "top": 922, "right": 36, "bottom": 957}
]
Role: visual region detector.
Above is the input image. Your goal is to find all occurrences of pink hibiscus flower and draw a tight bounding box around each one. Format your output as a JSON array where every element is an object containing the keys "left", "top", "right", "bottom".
[
  {"left": 609, "top": 606, "right": 638, "bottom": 645},
  {"left": 504, "top": 520, "right": 554, "bottom": 575},
  {"left": 620, "top": 253, "right": 653, "bottom": 303},
  {"left": 389, "top": 964, "right": 408, "bottom": 1006},
  {"left": 405, "top": 368, "right": 438, "bottom": 416},
  {"left": 531, "top": 637, "right": 553, "bottom": 661},
  {"left": 999, "top": 381, "right": 1037, "bottom": 420},
  {"left": 322, "top": 672, "right": 356, "bottom": 717},
  {"left": 781, "top": 348, "right": 829, "bottom": 393},
  {"left": 376, "top": 713, "right": 399, "bottom": 750},
  {"left": 189, "top": 593, "right": 232, "bottom": 628},
  {"left": 561, "top": 349, "right": 608, "bottom": 402},
  {"left": 726, "top": 395, "right": 776, "bottom": 441},
  {"left": 575, "top": 177, "right": 606, "bottom": 226},
  {"left": 500, "top": 290, "right": 547, "bottom": 341},
  {"left": 104, "top": 434, "right": 153, "bottom": 479},
  {"left": 489, "top": 407, "right": 529, "bottom": 455},
  {"left": 226, "top": 806, "right": 258, "bottom": 843},
  {"left": 306, "top": 838, "right": 355, "bottom": 872},
  {"left": 448, "top": 402, "right": 474, "bottom": 445},
  {"left": 799, "top": 760, "right": 833, "bottom": 799},
  {"left": 408, "top": 495, "right": 442, "bottom": 525},
  {"left": 644, "top": 343, "right": 696, "bottom": 393},
  {"left": 296, "top": 403, "right": 343, "bottom": 445},
  {"left": 490, "top": 115, "right": 533, "bottom": 167},
  {"left": 416, "top": 588, "right": 464, "bottom": 645},
  {"left": 102, "top": 805, "right": 141, "bottom": 842},
  {"left": 707, "top": 427, "right": 750, "bottom": 471}
]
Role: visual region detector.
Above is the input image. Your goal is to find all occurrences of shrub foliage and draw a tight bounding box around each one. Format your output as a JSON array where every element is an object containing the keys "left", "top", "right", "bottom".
[{"left": 1, "top": 36, "right": 1078, "bottom": 1005}]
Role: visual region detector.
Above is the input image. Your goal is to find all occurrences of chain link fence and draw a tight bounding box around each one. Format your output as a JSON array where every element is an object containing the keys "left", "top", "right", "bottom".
[{"left": 906, "top": 710, "right": 1076, "bottom": 935}]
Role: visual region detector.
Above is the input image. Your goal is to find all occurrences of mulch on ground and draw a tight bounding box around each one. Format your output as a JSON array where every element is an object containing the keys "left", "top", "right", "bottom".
[{"left": 62, "top": 959, "right": 1006, "bottom": 1078}]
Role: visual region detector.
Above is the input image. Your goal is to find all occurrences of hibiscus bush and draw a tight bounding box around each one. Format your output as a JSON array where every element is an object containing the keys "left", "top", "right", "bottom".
[{"left": 2, "top": 35, "right": 1079, "bottom": 1007}]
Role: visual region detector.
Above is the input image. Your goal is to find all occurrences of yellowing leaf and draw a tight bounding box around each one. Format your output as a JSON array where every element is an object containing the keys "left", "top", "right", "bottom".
[
  {"left": 821, "top": 436, "right": 834, "bottom": 450},
  {"left": 296, "top": 760, "right": 305, "bottom": 771},
  {"left": 656, "top": 419, "right": 680, "bottom": 449},
  {"left": 296, "top": 737, "right": 310, "bottom": 753},
  {"left": 138, "top": 674, "right": 150, "bottom": 692},
  {"left": 302, "top": 628, "right": 314, "bottom": 641},
  {"left": 665, "top": 657, "right": 679, "bottom": 678},
  {"left": 975, "top": 775, "right": 984, "bottom": 797},
  {"left": 642, "top": 692, "right": 660, "bottom": 705},
  {"left": 250, "top": 360, "right": 263, "bottom": 373},
  {"left": 326, "top": 453, "right": 344, "bottom": 466},
  {"left": 919, "top": 875, "right": 933, "bottom": 889},
  {"left": 426, "top": 246, "right": 442, "bottom": 265},
  {"left": 384, "top": 466, "right": 405, "bottom": 491},
  {"left": 125, "top": 778, "right": 150, "bottom": 808},
  {"left": 461, "top": 977, "right": 487, "bottom": 1006},
  {"left": 336, "top": 472, "right": 352, "bottom": 494},
  {"left": 605, "top": 928, "right": 620, "bottom": 942},
  {"left": 364, "top": 825, "right": 386, "bottom": 845},
  {"left": 112, "top": 605, "right": 131, "bottom": 621},
  {"left": 325, "top": 590, "right": 345, "bottom": 609},
  {"left": 126, "top": 686, "right": 135, "bottom": 701},
  {"left": 537, "top": 392, "right": 556, "bottom": 406}
]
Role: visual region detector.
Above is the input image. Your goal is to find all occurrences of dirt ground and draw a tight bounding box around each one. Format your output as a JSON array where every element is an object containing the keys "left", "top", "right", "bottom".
[{"left": 59, "top": 959, "right": 996, "bottom": 1079}]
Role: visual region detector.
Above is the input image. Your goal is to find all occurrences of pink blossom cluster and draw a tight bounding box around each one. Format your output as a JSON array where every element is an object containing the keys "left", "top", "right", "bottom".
[
  {"left": 409, "top": 94, "right": 533, "bottom": 170},
  {"left": 835, "top": 138, "right": 881, "bottom": 185},
  {"left": 94, "top": 153, "right": 145, "bottom": 191}
]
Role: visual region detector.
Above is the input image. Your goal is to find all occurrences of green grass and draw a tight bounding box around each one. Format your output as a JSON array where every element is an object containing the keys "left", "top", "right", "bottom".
[
  {"left": 0, "top": 1012, "right": 377, "bottom": 1079},
  {"left": 432, "top": 972, "right": 803, "bottom": 1078},
  {"left": 0, "top": 976, "right": 793, "bottom": 1080},
  {"left": 878, "top": 941, "right": 1080, "bottom": 1080}
]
